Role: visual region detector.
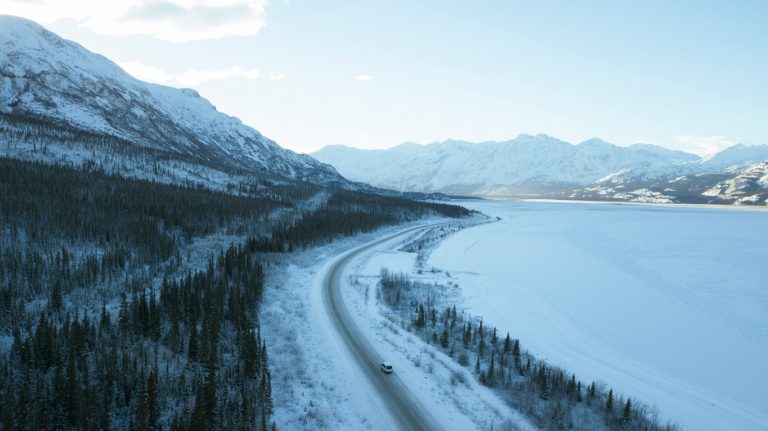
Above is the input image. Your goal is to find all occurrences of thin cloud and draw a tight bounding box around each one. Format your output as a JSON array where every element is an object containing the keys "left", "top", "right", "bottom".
[
  {"left": 117, "top": 61, "right": 173, "bottom": 84},
  {"left": 355, "top": 74, "right": 374, "bottom": 81},
  {"left": 118, "top": 61, "right": 261, "bottom": 87},
  {"left": 674, "top": 135, "right": 743, "bottom": 156},
  {"left": 268, "top": 72, "right": 286, "bottom": 81},
  {"left": 3, "top": 0, "right": 267, "bottom": 43},
  {"left": 176, "top": 67, "right": 260, "bottom": 86}
]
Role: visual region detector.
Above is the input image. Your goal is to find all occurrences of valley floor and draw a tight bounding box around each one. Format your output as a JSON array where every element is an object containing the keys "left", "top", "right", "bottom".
[
  {"left": 425, "top": 200, "right": 768, "bottom": 431},
  {"left": 262, "top": 217, "right": 533, "bottom": 430},
  {"left": 261, "top": 199, "right": 768, "bottom": 430}
]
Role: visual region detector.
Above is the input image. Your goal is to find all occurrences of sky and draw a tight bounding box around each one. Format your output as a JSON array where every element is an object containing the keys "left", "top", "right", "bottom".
[{"left": 1, "top": 0, "right": 767, "bottom": 155}]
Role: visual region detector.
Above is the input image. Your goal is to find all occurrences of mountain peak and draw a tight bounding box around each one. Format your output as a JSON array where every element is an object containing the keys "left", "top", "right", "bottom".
[
  {"left": 0, "top": 15, "right": 347, "bottom": 187},
  {"left": 514, "top": 133, "right": 560, "bottom": 142},
  {"left": 717, "top": 143, "right": 748, "bottom": 153},
  {"left": 0, "top": 15, "right": 45, "bottom": 34},
  {"left": 699, "top": 143, "right": 768, "bottom": 168},
  {"left": 577, "top": 138, "right": 614, "bottom": 148},
  {"left": 313, "top": 135, "right": 699, "bottom": 194}
]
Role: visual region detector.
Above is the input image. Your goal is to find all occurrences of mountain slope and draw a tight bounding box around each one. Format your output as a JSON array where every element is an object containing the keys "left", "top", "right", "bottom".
[
  {"left": 571, "top": 145, "right": 768, "bottom": 204},
  {"left": 314, "top": 137, "right": 768, "bottom": 205},
  {"left": 0, "top": 15, "right": 345, "bottom": 187},
  {"left": 313, "top": 136, "right": 699, "bottom": 195},
  {"left": 696, "top": 144, "right": 768, "bottom": 173}
]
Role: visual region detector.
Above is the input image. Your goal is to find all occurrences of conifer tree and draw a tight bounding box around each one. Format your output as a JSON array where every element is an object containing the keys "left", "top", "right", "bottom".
[
  {"left": 440, "top": 326, "right": 449, "bottom": 348},
  {"left": 147, "top": 368, "right": 159, "bottom": 430},
  {"left": 65, "top": 354, "right": 80, "bottom": 427},
  {"left": 622, "top": 398, "right": 632, "bottom": 423},
  {"left": 2, "top": 386, "right": 15, "bottom": 430},
  {"left": 606, "top": 388, "right": 614, "bottom": 413},
  {"left": 188, "top": 326, "right": 199, "bottom": 363},
  {"left": 50, "top": 280, "right": 63, "bottom": 311},
  {"left": 487, "top": 354, "right": 495, "bottom": 387},
  {"left": 135, "top": 370, "right": 149, "bottom": 430},
  {"left": 415, "top": 303, "right": 426, "bottom": 329}
]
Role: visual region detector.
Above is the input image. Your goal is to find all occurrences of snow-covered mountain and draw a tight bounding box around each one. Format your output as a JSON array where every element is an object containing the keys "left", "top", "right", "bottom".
[
  {"left": 313, "top": 135, "right": 698, "bottom": 195},
  {"left": 0, "top": 15, "right": 346, "bottom": 187},
  {"left": 696, "top": 144, "right": 768, "bottom": 173},
  {"left": 314, "top": 137, "right": 768, "bottom": 205},
  {"left": 700, "top": 161, "right": 768, "bottom": 204}
]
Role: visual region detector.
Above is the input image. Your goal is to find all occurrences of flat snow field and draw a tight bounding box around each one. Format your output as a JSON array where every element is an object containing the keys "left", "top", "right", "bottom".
[{"left": 428, "top": 200, "right": 768, "bottom": 431}]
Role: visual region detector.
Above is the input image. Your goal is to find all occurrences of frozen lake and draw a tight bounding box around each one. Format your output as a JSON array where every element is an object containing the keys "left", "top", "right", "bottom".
[{"left": 428, "top": 200, "right": 768, "bottom": 431}]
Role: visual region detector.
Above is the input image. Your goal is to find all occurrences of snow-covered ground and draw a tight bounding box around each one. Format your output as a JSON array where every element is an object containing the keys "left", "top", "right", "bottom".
[
  {"left": 262, "top": 218, "right": 533, "bottom": 430},
  {"left": 426, "top": 200, "right": 768, "bottom": 431}
]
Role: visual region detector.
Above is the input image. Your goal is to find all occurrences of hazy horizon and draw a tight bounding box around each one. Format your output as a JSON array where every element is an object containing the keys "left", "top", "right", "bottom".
[{"left": 311, "top": 134, "right": 764, "bottom": 156}]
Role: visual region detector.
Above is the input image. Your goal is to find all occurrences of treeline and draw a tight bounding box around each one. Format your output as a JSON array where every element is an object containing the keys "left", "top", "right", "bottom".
[
  {"left": 0, "top": 157, "right": 468, "bottom": 430},
  {"left": 0, "top": 112, "right": 249, "bottom": 177},
  {"left": 0, "top": 157, "right": 283, "bottom": 248},
  {"left": 380, "top": 270, "right": 679, "bottom": 431},
  {"left": 260, "top": 191, "right": 469, "bottom": 251},
  {"left": 0, "top": 159, "right": 465, "bottom": 316}
]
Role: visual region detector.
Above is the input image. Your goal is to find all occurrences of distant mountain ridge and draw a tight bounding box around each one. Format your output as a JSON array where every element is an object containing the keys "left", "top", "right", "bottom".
[
  {"left": 0, "top": 15, "right": 347, "bottom": 188},
  {"left": 313, "top": 136, "right": 768, "bottom": 205}
]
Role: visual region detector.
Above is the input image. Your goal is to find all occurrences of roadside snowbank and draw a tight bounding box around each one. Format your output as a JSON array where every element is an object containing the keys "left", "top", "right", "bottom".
[{"left": 262, "top": 216, "right": 532, "bottom": 430}]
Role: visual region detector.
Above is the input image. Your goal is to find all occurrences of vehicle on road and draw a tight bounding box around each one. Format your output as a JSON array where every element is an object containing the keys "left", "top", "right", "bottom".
[{"left": 380, "top": 362, "right": 393, "bottom": 374}]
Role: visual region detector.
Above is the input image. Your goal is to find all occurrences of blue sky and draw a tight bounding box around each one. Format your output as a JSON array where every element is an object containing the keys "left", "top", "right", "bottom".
[{"left": 4, "top": 0, "right": 767, "bottom": 155}]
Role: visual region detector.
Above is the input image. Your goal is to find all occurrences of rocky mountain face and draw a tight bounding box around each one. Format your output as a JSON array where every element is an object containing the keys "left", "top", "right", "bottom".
[
  {"left": 0, "top": 15, "right": 347, "bottom": 188},
  {"left": 699, "top": 162, "right": 768, "bottom": 204},
  {"left": 314, "top": 137, "right": 768, "bottom": 205}
]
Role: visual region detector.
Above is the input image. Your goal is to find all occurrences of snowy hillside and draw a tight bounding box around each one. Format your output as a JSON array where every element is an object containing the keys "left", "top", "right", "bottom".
[
  {"left": 314, "top": 137, "right": 768, "bottom": 204},
  {"left": 0, "top": 15, "right": 345, "bottom": 186},
  {"left": 696, "top": 144, "right": 768, "bottom": 172},
  {"left": 574, "top": 154, "right": 768, "bottom": 205},
  {"left": 701, "top": 161, "right": 768, "bottom": 204}
]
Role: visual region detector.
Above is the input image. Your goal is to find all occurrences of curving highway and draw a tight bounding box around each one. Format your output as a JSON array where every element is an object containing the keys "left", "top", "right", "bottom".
[{"left": 322, "top": 224, "right": 439, "bottom": 431}]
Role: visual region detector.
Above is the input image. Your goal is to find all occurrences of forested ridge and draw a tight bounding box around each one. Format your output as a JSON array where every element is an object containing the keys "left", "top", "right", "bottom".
[{"left": 0, "top": 157, "right": 468, "bottom": 430}]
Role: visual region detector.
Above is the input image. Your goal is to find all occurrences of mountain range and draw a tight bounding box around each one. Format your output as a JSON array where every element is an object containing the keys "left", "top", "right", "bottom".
[
  {"left": 314, "top": 137, "right": 768, "bottom": 205},
  {"left": 0, "top": 15, "right": 348, "bottom": 190},
  {"left": 2, "top": 15, "right": 765, "bottom": 206}
]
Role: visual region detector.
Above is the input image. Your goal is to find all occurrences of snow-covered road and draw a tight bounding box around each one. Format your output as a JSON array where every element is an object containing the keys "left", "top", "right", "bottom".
[
  {"left": 264, "top": 218, "right": 529, "bottom": 430},
  {"left": 321, "top": 224, "right": 440, "bottom": 431}
]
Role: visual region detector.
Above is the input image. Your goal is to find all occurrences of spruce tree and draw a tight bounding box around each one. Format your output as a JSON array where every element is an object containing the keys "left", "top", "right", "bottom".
[
  {"left": 487, "top": 355, "right": 495, "bottom": 387},
  {"left": 147, "top": 369, "right": 159, "bottom": 430},
  {"left": 188, "top": 326, "right": 199, "bottom": 362},
  {"left": 622, "top": 398, "right": 632, "bottom": 423},
  {"left": 50, "top": 280, "right": 63, "bottom": 311},
  {"left": 135, "top": 370, "right": 149, "bottom": 430},
  {"left": 2, "top": 386, "right": 15, "bottom": 430},
  {"left": 606, "top": 388, "right": 614, "bottom": 413},
  {"left": 415, "top": 303, "right": 426, "bottom": 329},
  {"left": 65, "top": 355, "right": 80, "bottom": 427}
]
